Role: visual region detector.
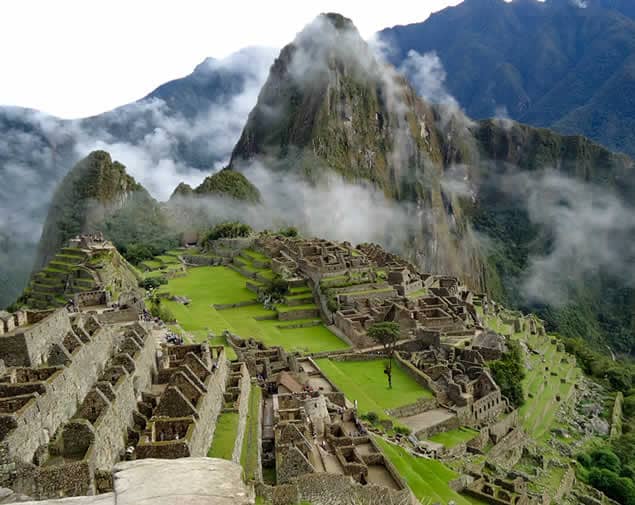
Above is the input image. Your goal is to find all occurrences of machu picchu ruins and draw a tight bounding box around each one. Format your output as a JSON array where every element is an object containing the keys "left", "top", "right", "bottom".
[
  {"left": 0, "top": 229, "right": 608, "bottom": 505},
  {"left": 2, "top": 7, "right": 634, "bottom": 505}
]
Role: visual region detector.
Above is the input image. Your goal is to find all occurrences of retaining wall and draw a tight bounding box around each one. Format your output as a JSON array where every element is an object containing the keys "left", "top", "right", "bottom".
[
  {"left": 0, "top": 324, "right": 126, "bottom": 468},
  {"left": 256, "top": 472, "right": 415, "bottom": 505},
  {"left": 0, "top": 309, "right": 71, "bottom": 367},
  {"left": 231, "top": 364, "right": 251, "bottom": 464}
]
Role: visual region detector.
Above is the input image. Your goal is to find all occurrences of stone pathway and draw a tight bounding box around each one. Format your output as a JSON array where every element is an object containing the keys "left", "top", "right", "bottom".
[{"left": 19, "top": 458, "right": 254, "bottom": 505}]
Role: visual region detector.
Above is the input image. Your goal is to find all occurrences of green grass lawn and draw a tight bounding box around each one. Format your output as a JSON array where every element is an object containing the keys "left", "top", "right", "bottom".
[
  {"left": 276, "top": 303, "right": 318, "bottom": 313},
  {"left": 314, "top": 358, "right": 432, "bottom": 417},
  {"left": 208, "top": 412, "right": 239, "bottom": 460},
  {"left": 161, "top": 266, "right": 348, "bottom": 354},
  {"left": 375, "top": 437, "right": 487, "bottom": 505},
  {"left": 241, "top": 386, "right": 261, "bottom": 481},
  {"left": 428, "top": 427, "right": 479, "bottom": 448},
  {"left": 407, "top": 288, "right": 428, "bottom": 299}
]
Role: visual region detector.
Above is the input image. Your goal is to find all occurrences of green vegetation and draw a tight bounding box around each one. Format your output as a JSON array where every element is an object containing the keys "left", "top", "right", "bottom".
[
  {"left": 201, "top": 222, "right": 253, "bottom": 243},
  {"left": 207, "top": 412, "right": 239, "bottom": 460},
  {"left": 367, "top": 322, "right": 401, "bottom": 389},
  {"left": 428, "top": 427, "right": 479, "bottom": 448},
  {"left": 489, "top": 339, "right": 525, "bottom": 408},
  {"left": 160, "top": 266, "right": 347, "bottom": 354},
  {"left": 194, "top": 168, "right": 261, "bottom": 203},
  {"left": 562, "top": 337, "right": 634, "bottom": 393},
  {"left": 576, "top": 380, "right": 635, "bottom": 505},
  {"left": 375, "top": 437, "right": 486, "bottom": 505},
  {"left": 277, "top": 226, "right": 299, "bottom": 237},
  {"left": 577, "top": 447, "right": 635, "bottom": 505},
  {"left": 314, "top": 358, "right": 431, "bottom": 421},
  {"left": 511, "top": 329, "right": 580, "bottom": 441},
  {"left": 241, "top": 386, "right": 261, "bottom": 481}
]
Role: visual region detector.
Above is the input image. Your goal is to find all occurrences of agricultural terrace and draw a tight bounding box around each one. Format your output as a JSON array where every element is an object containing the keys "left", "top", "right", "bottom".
[
  {"left": 158, "top": 252, "right": 348, "bottom": 355},
  {"left": 483, "top": 311, "right": 582, "bottom": 442},
  {"left": 375, "top": 438, "right": 488, "bottom": 505}
]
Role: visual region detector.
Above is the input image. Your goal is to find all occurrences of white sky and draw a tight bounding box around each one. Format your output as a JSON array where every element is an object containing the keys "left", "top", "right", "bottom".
[{"left": 0, "top": 0, "right": 460, "bottom": 118}]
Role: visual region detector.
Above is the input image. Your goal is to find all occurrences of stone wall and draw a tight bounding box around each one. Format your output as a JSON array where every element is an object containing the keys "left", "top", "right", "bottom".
[
  {"left": 487, "top": 428, "right": 526, "bottom": 468},
  {"left": 0, "top": 323, "right": 127, "bottom": 469},
  {"left": 96, "top": 309, "right": 139, "bottom": 325},
  {"left": 278, "top": 308, "right": 320, "bottom": 321},
  {"left": 386, "top": 397, "right": 437, "bottom": 418},
  {"left": 416, "top": 415, "right": 461, "bottom": 440},
  {"left": 393, "top": 353, "right": 445, "bottom": 399},
  {"left": 74, "top": 290, "right": 109, "bottom": 308},
  {"left": 257, "top": 473, "right": 416, "bottom": 505},
  {"left": 188, "top": 351, "right": 229, "bottom": 457},
  {"left": 88, "top": 327, "right": 156, "bottom": 470},
  {"left": 0, "top": 309, "right": 72, "bottom": 367},
  {"left": 232, "top": 364, "right": 251, "bottom": 464}
]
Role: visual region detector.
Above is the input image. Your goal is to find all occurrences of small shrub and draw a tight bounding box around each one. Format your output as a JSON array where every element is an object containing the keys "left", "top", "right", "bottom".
[
  {"left": 201, "top": 222, "right": 252, "bottom": 243},
  {"left": 278, "top": 226, "right": 299, "bottom": 237},
  {"left": 394, "top": 425, "right": 412, "bottom": 436},
  {"left": 365, "top": 412, "right": 379, "bottom": 424},
  {"left": 140, "top": 276, "right": 167, "bottom": 290}
]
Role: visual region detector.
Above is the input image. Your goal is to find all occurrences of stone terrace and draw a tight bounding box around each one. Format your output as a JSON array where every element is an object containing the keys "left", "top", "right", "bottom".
[{"left": 134, "top": 343, "right": 228, "bottom": 460}]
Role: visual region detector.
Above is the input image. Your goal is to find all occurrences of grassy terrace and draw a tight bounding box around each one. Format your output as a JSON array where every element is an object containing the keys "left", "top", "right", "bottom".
[
  {"left": 207, "top": 412, "right": 239, "bottom": 460},
  {"left": 241, "top": 386, "right": 261, "bottom": 481},
  {"left": 160, "top": 263, "right": 348, "bottom": 354},
  {"left": 375, "top": 438, "right": 487, "bottom": 505},
  {"left": 482, "top": 312, "right": 582, "bottom": 442},
  {"left": 517, "top": 331, "right": 580, "bottom": 441},
  {"left": 314, "top": 358, "right": 432, "bottom": 420},
  {"left": 428, "top": 427, "right": 479, "bottom": 448},
  {"left": 407, "top": 288, "right": 428, "bottom": 299}
]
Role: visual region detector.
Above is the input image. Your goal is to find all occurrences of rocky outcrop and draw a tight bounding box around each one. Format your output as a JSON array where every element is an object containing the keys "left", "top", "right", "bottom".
[{"left": 17, "top": 458, "right": 254, "bottom": 505}]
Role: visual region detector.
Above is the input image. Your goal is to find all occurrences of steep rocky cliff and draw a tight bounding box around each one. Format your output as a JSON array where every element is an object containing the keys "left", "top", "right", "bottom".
[
  {"left": 231, "top": 13, "right": 485, "bottom": 289},
  {"left": 230, "top": 13, "right": 635, "bottom": 352}
]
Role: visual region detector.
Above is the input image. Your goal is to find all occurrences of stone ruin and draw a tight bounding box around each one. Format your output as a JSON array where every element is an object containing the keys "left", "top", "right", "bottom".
[
  {"left": 0, "top": 309, "right": 27, "bottom": 337},
  {"left": 397, "top": 339, "right": 506, "bottom": 429},
  {"left": 260, "top": 357, "right": 415, "bottom": 504},
  {"left": 226, "top": 333, "right": 299, "bottom": 379},
  {"left": 0, "top": 297, "right": 231, "bottom": 500},
  {"left": 255, "top": 235, "right": 482, "bottom": 349},
  {"left": 67, "top": 232, "right": 109, "bottom": 250},
  {"left": 134, "top": 343, "right": 227, "bottom": 460}
]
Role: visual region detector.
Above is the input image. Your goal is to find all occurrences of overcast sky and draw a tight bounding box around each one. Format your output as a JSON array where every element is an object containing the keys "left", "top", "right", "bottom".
[{"left": 0, "top": 0, "right": 461, "bottom": 118}]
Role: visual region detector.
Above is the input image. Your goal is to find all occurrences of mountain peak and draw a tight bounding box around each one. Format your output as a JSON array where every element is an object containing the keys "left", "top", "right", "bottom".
[{"left": 319, "top": 12, "right": 355, "bottom": 30}]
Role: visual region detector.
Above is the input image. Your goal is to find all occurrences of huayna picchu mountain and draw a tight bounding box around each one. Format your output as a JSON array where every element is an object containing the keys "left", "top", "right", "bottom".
[
  {"left": 229, "top": 12, "right": 634, "bottom": 353},
  {"left": 231, "top": 13, "right": 486, "bottom": 291}
]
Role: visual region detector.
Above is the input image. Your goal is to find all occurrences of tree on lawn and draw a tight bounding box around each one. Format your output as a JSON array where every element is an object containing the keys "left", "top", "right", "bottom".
[{"left": 368, "top": 321, "right": 401, "bottom": 389}]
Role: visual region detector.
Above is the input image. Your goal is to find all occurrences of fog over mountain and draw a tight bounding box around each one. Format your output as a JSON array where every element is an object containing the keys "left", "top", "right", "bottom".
[{"left": 0, "top": 47, "right": 276, "bottom": 306}]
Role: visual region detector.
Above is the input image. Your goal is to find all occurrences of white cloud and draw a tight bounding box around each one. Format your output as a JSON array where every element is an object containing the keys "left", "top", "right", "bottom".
[{"left": 0, "top": 1, "right": 460, "bottom": 118}]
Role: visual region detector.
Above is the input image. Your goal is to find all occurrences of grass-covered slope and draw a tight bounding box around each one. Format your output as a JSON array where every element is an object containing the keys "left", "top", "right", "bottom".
[
  {"left": 159, "top": 257, "right": 348, "bottom": 354},
  {"left": 314, "top": 358, "right": 432, "bottom": 419}
]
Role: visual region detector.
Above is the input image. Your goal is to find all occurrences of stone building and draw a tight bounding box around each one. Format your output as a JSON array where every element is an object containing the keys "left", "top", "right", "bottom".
[
  {"left": 134, "top": 343, "right": 227, "bottom": 459},
  {"left": 266, "top": 366, "right": 413, "bottom": 503},
  {"left": 0, "top": 305, "right": 158, "bottom": 499}
]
